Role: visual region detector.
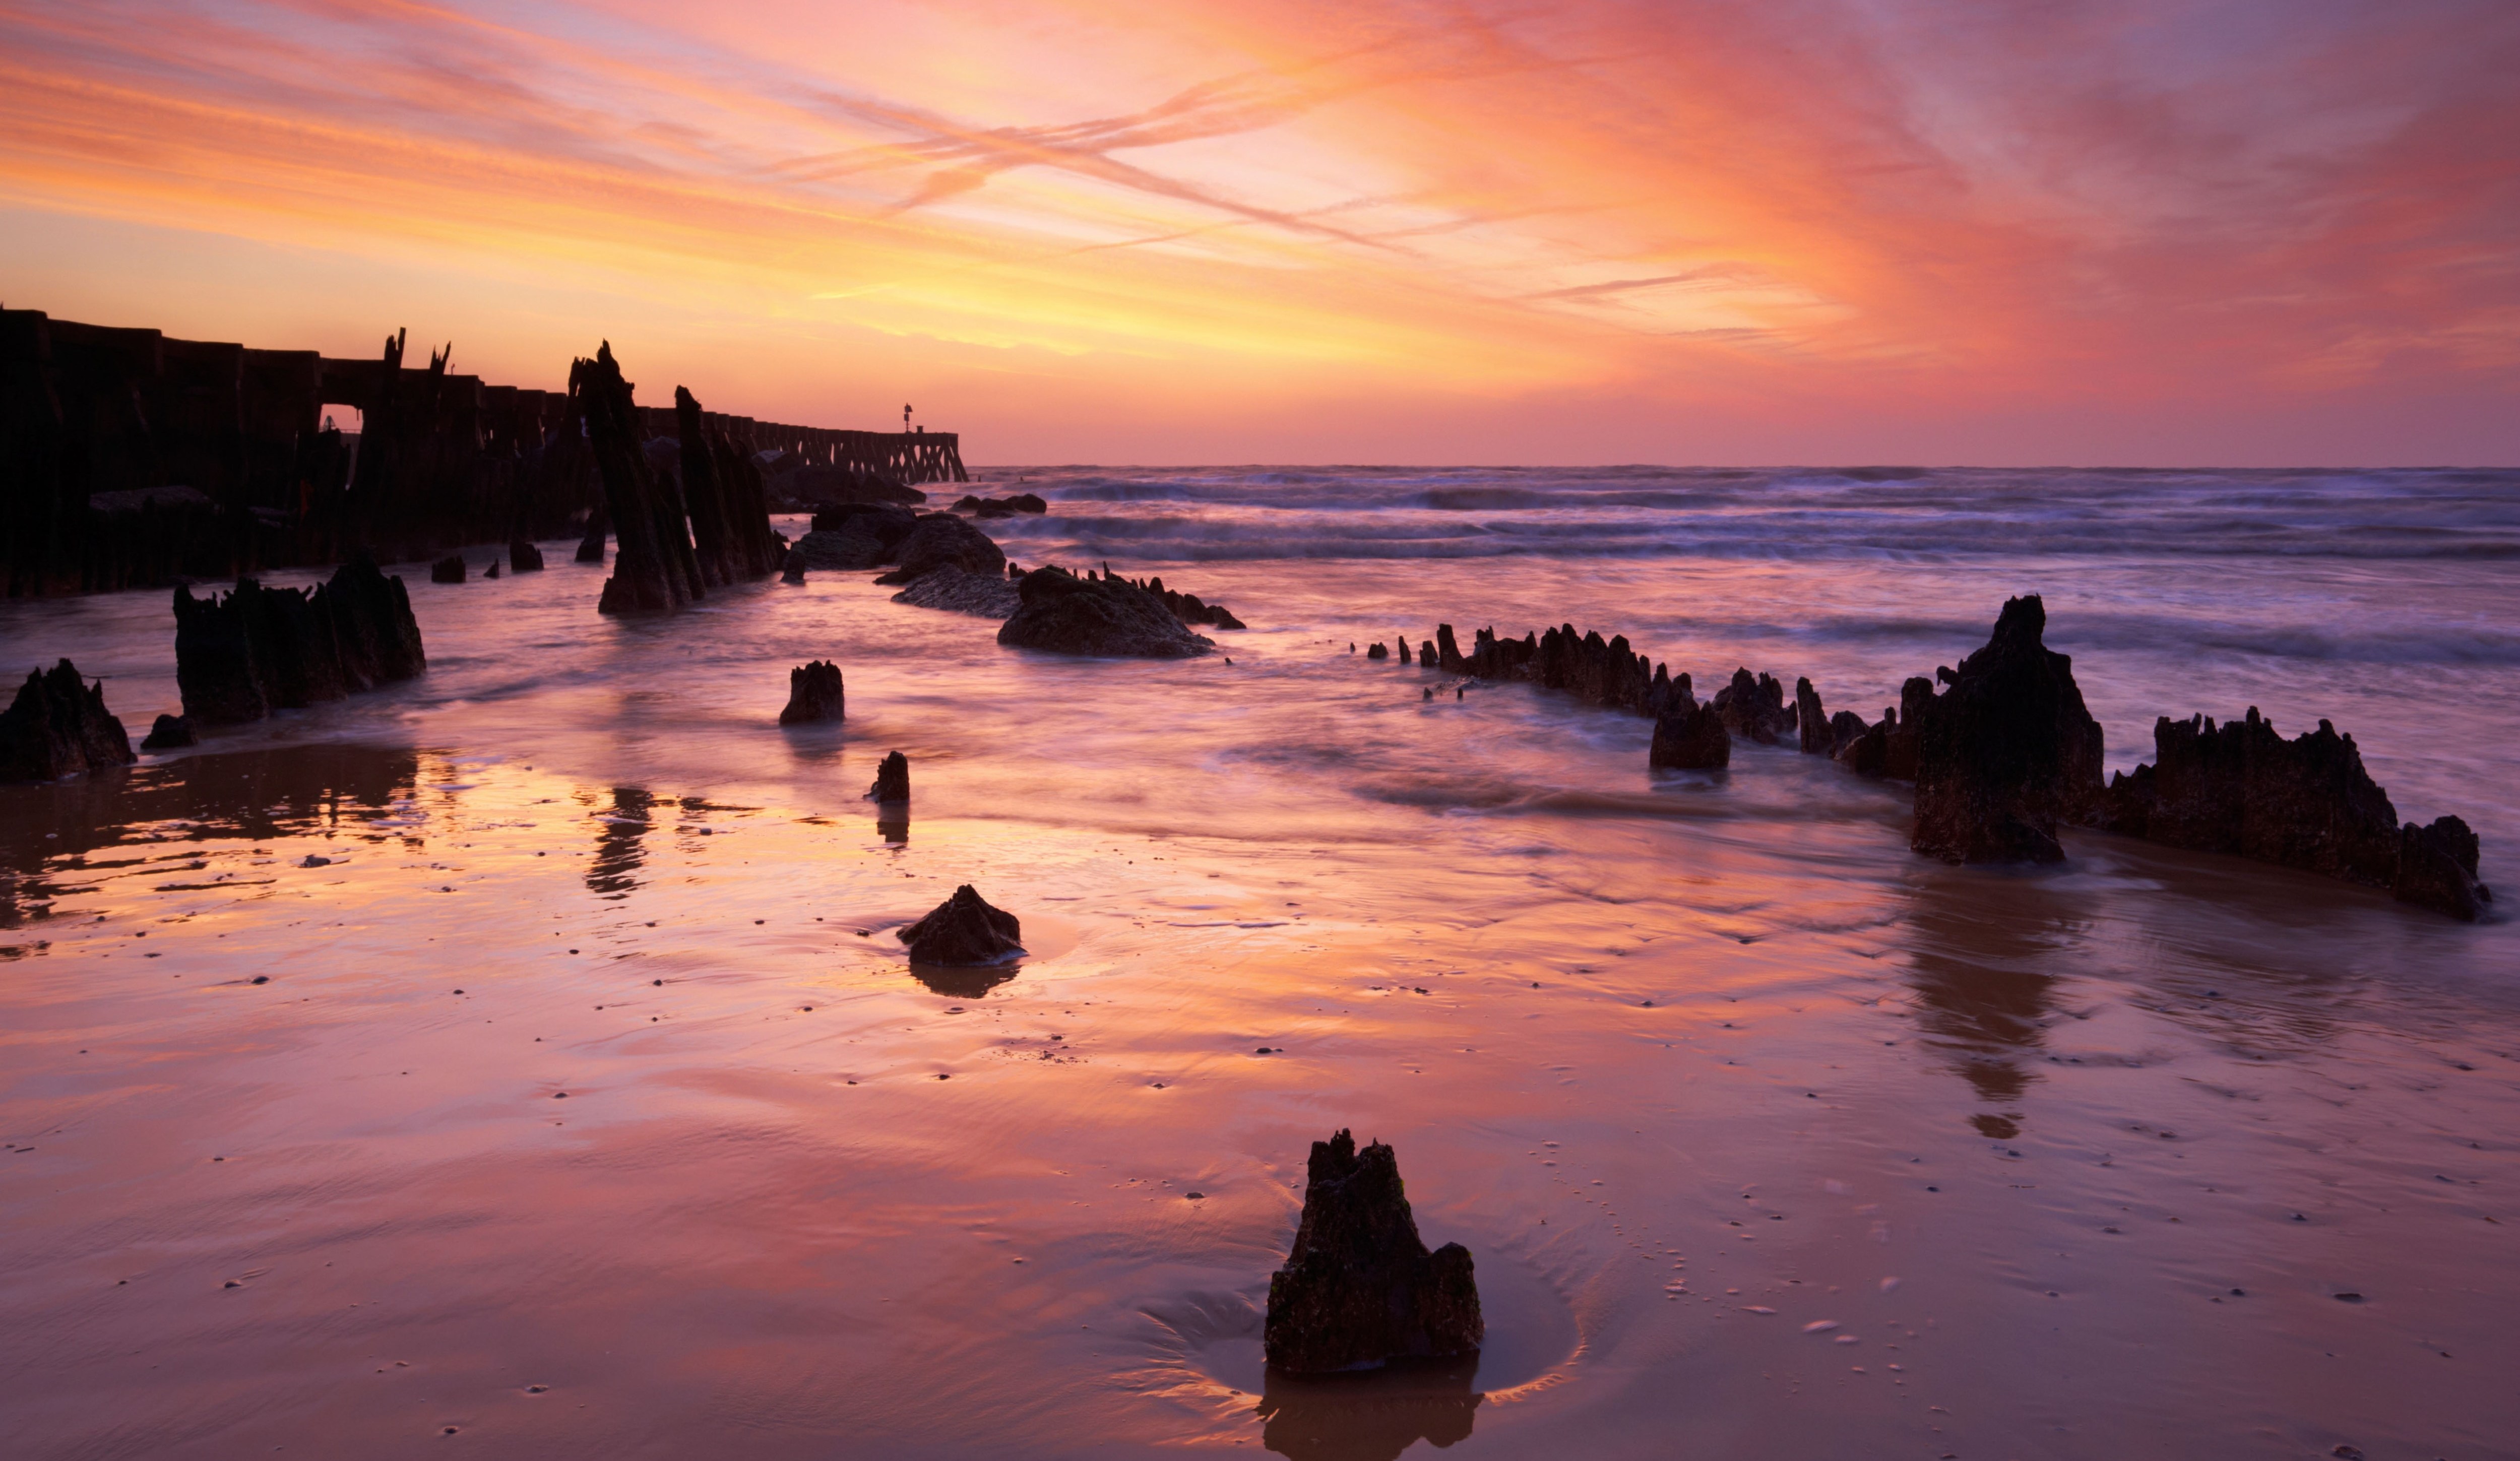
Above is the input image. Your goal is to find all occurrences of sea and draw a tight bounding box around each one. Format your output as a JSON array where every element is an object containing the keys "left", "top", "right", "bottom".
[{"left": 2, "top": 465, "right": 2515, "bottom": 1459}]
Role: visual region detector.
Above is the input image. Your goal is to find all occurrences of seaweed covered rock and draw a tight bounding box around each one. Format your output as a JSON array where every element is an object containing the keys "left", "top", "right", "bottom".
[
  {"left": 1264, "top": 1130, "right": 1483, "bottom": 1375},
  {"left": 891, "top": 565, "right": 1022, "bottom": 618},
  {"left": 1713, "top": 668, "right": 1793, "bottom": 745},
  {"left": 1650, "top": 695, "right": 1731, "bottom": 770},
  {"left": 867, "top": 750, "right": 910, "bottom": 803},
  {"left": 898, "top": 884, "right": 1022, "bottom": 965},
  {"left": 141, "top": 713, "right": 195, "bottom": 750},
  {"left": 2396, "top": 816, "right": 2494, "bottom": 922},
  {"left": 430, "top": 554, "right": 466, "bottom": 584},
  {"left": 509, "top": 539, "right": 545, "bottom": 572},
  {"left": 996, "top": 567, "right": 1215, "bottom": 659},
  {"left": 779, "top": 661, "right": 846, "bottom": 725},
  {"left": 1909, "top": 596, "right": 2105, "bottom": 864},
  {"left": 875, "top": 514, "right": 1005, "bottom": 585},
  {"left": 0, "top": 660, "right": 134, "bottom": 782}
]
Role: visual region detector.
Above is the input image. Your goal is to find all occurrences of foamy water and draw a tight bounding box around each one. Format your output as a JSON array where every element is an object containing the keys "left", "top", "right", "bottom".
[{"left": 3, "top": 467, "right": 2515, "bottom": 1459}]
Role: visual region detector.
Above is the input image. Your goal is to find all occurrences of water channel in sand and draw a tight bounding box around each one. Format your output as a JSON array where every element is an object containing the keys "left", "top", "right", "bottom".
[{"left": 3, "top": 468, "right": 2517, "bottom": 1459}]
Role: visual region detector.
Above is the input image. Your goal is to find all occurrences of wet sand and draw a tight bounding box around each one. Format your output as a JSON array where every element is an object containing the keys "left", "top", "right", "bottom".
[{"left": 3, "top": 530, "right": 2516, "bottom": 1459}]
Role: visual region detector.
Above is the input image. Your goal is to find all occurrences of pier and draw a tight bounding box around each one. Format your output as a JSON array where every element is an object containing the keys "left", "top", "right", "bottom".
[{"left": 0, "top": 311, "right": 967, "bottom": 597}]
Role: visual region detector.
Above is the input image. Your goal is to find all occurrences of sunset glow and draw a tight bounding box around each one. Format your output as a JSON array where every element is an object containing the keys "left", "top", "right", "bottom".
[{"left": 4, "top": 0, "right": 2514, "bottom": 461}]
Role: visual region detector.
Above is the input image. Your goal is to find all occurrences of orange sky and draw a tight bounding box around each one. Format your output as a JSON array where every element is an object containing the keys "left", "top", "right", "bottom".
[{"left": 3, "top": 0, "right": 2513, "bottom": 464}]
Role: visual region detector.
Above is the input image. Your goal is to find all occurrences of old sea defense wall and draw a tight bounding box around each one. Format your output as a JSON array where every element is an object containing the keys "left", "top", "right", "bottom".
[{"left": 0, "top": 310, "right": 968, "bottom": 598}]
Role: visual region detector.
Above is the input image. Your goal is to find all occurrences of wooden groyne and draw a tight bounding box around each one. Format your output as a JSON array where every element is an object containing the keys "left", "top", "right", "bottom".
[{"left": 0, "top": 310, "right": 968, "bottom": 598}]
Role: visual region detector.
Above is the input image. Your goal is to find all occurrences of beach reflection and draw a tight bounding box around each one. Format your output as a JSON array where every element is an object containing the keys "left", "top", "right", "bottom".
[
  {"left": 1901, "top": 873, "right": 2085, "bottom": 1138},
  {"left": 587, "top": 787, "right": 654, "bottom": 899},
  {"left": 1256, "top": 1358, "right": 1482, "bottom": 1461}
]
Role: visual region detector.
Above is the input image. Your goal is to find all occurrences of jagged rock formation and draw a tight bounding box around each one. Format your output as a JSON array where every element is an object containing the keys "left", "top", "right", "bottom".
[
  {"left": 0, "top": 660, "right": 134, "bottom": 782},
  {"left": 891, "top": 565, "right": 1022, "bottom": 618},
  {"left": 171, "top": 557, "right": 425, "bottom": 724},
  {"left": 142, "top": 713, "right": 195, "bottom": 750},
  {"left": 2094, "top": 707, "right": 2492, "bottom": 919},
  {"left": 1712, "top": 668, "right": 1794, "bottom": 745},
  {"left": 1908, "top": 596, "right": 2106, "bottom": 864},
  {"left": 510, "top": 539, "right": 544, "bottom": 572},
  {"left": 1264, "top": 1130, "right": 1483, "bottom": 1375},
  {"left": 867, "top": 750, "right": 909, "bottom": 803},
  {"left": 1074, "top": 566, "right": 1245, "bottom": 629},
  {"left": 996, "top": 567, "right": 1215, "bottom": 659},
  {"left": 875, "top": 514, "right": 1007, "bottom": 585},
  {"left": 779, "top": 661, "right": 845, "bottom": 725},
  {"left": 1650, "top": 693, "right": 1730, "bottom": 770},
  {"left": 899, "top": 884, "right": 1023, "bottom": 965},
  {"left": 430, "top": 554, "right": 466, "bottom": 584},
  {"left": 576, "top": 343, "right": 705, "bottom": 614},
  {"left": 1456, "top": 623, "right": 1684, "bottom": 720},
  {"left": 1796, "top": 677, "right": 1851, "bottom": 754},
  {"left": 1836, "top": 678, "right": 1936, "bottom": 780}
]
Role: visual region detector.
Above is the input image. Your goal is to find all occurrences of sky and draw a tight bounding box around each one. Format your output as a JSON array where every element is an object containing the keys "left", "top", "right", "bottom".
[{"left": 2, "top": 0, "right": 2514, "bottom": 465}]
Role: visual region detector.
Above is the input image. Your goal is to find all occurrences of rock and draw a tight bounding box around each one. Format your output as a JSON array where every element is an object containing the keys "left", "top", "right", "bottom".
[
  {"left": 1827, "top": 710, "right": 1869, "bottom": 754},
  {"left": 1909, "top": 595, "right": 2106, "bottom": 864},
  {"left": 1650, "top": 695, "right": 1731, "bottom": 770},
  {"left": 1712, "top": 668, "right": 1792, "bottom": 745},
  {"left": 2395, "top": 815, "right": 2493, "bottom": 921},
  {"left": 1884, "top": 677, "right": 1935, "bottom": 780},
  {"left": 780, "top": 547, "right": 808, "bottom": 584},
  {"left": 1367, "top": 642, "right": 1389, "bottom": 660},
  {"left": 575, "top": 505, "right": 608, "bottom": 564},
  {"left": 786, "top": 465, "right": 925, "bottom": 507},
  {"left": 1460, "top": 623, "right": 1669, "bottom": 719},
  {"left": 1835, "top": 708, "right": 1893, "bottom": 776},
  {"left": 510, "top": 539, "right": 545, "bottom": 572},
  {"left": 874, "top": 514, "right": 1006, "bottom": 585},
  {"left": 0, "top": 660, "right": 135, "bottom": 782},
  {"left": 779, "top": 661, "right": 846, "bottom": 725},
  {"left": 1007, "top": 492, "right": 1047, "bottom": 514},
  {"left": 1123, "top": 572, "right": 1244, "bottom": 630},
  {"left": 141, "top": 713, "right": 195, "bottom": 750},
  {"left": 430, "top": 554, "right": 466, "bottom": 584},
  {"left": 1435, "top": 624, "right": 1466, "bottom": 672},
  {"left": 890, "top": 565, "right": 1022, "bottom": 618},
  {"left": 483, "top": 559, "right": 501, "bottom": 579},
  {"left": 1795, "top": 678, "right": 1834, "bottom": 754},
  {"left": 1264, "top": 1130, "right": 1483, "bottom": 1374},
  {"left": 996, "top": 567, "right": 1215, "bottom": 659},
  {"left": 898, "top": 884, "right": 1023, "bottom": 965},
  {"left": 790, "top": 529, "right": 892, "bottom": 571},
  {"left": 867, "top": 750, "right": 909, "bottom": 803},
  {"left": 1418, "top": 642, "right": 1436, "bottom": 668}
]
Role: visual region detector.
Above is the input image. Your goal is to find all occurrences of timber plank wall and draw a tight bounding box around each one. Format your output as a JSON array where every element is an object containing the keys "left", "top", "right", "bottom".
[{"left": 0, "top": 310, "right": 968, "bottom": 597}]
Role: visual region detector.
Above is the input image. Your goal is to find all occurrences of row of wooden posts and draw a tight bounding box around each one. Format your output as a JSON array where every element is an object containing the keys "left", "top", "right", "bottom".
[{"left": 0, "top": 309, "right": 967, "bottom": 597}]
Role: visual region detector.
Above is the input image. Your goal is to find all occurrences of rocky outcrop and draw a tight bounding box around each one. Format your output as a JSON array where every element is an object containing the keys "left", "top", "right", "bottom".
[
  {"left": 1908, "top": 596, "right": 2106, "bottom": 864},
  {"left": 576, "top": 343, "right": 706, "bottom": 614},
  {"left": 867, "top": 750, "right": 909, "bottom": 803},
  {"left": 1712, "top": 668, "right": 1794, "bottom": 745},
  {"left": 1264, "top": 1130, "right": 1483, "bottom": 1375},
  {"left": 1795, "top": 678, "right": 1840, "bottom": 754},
  {"left": 1459, "top": 623, "right": 1680, "bottom": 719},
  {"left": 779, "top": 661, "right": 845, "bottom": 725},
  {"left": 874, "top": 514, "right": 1006, "bottom": 585},
  {"left": 953, "top": 492, "right": 1048, "bottom": 517},
  {"left": 996, "top": 567, "right": 1215, "bottom": 659},
  {"left": 899, "top": 884, "right": 1023, "bottom": 965},
  {"left": 1836, "top": 677, "right": 1938, "bottom": 781},
  {"left": 2094, "top": 707, "right": 2491, "bottom": 919},
  {"left": 430, "top": 554, "right": 466, "bottom": 584},
  {"left": 790, "top": 530, "right": 893, "bottom": 571},
  {"left": 1076, "top": 566, "right": 1246, "bottom": 630},
  {"left": 510, "top": 539, "right": 544, "bottom": 572},
  {"left": 141, "top": 713, "right": 195, "bottom": 750},
  {"left": 1649, "top": 694, "right": 1730, "bottom": 770},
  {"left": 783, "top": 464, "right": 924, "bottom": 509},
  {"left": 891, "top": 565, "right": 1022, "bottom": 618},
  {"left": 2397, "top": 816, "right": 2493, "bottom": 922},
  {"left": 172, "top": 558, "right": 424, "bottom": 725},
  {"left": 0, "top": 660, "right": 134, "bottom": 782}
]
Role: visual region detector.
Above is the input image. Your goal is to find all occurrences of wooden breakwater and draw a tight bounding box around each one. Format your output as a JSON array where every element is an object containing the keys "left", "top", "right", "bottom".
[{"left": 0, "top": 310, "right": 969, "bottom": 598}]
